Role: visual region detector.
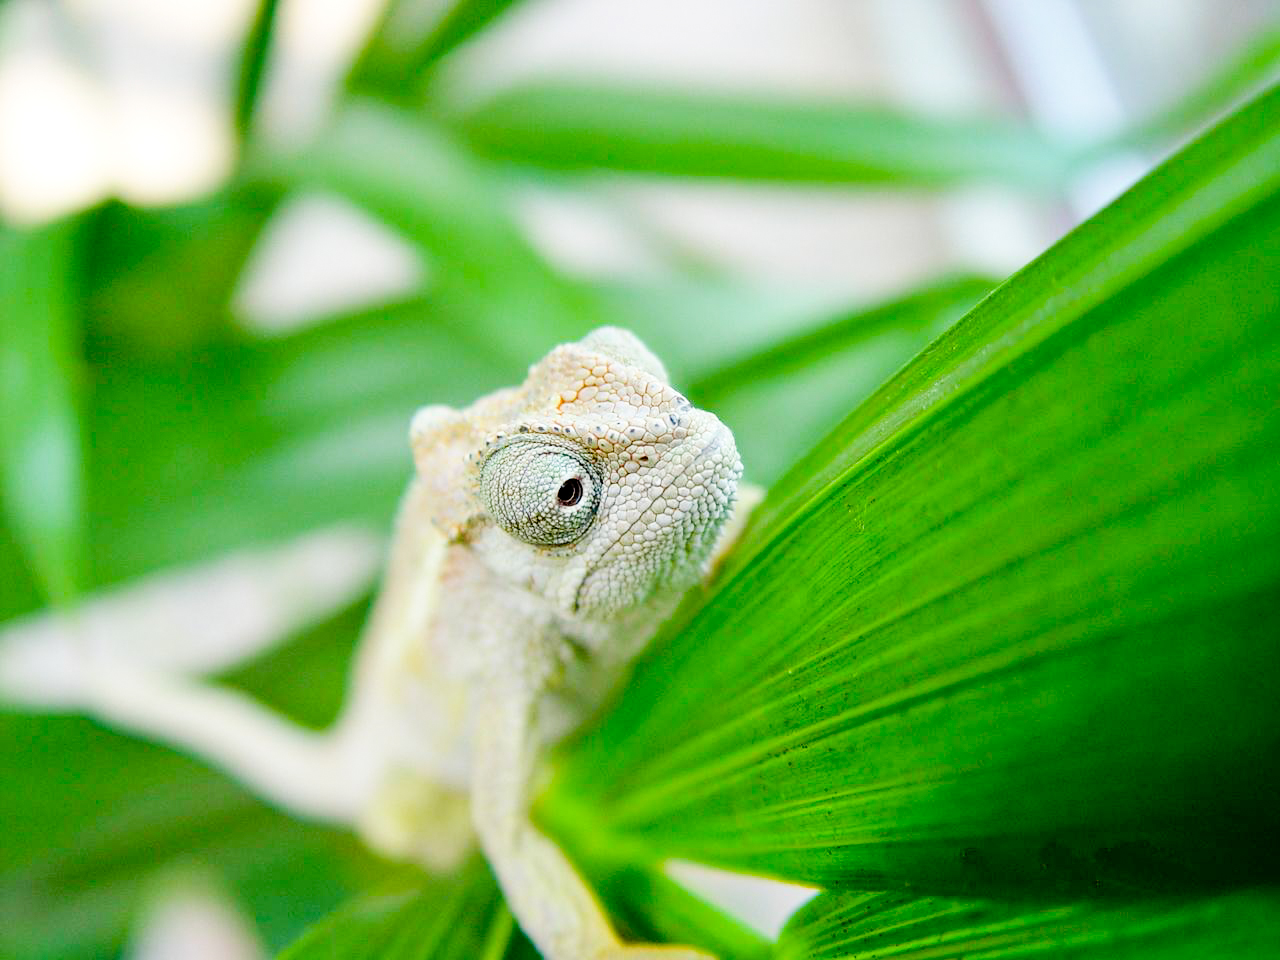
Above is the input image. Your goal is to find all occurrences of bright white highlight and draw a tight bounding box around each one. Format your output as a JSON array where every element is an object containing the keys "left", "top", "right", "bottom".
[
  {"left": 0, "top": 53, "right": 111, "bottom": 222},
  {"left": 0, "top": 524, "right": 383, "bottom": 706},
  {"left": 666, "top": 860, "right": 819, "bottom": 939}
]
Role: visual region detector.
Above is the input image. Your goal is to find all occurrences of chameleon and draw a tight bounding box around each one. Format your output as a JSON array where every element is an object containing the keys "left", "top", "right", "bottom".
[{"left": 21, "top": 327, "right": 750, "bottom": 959}]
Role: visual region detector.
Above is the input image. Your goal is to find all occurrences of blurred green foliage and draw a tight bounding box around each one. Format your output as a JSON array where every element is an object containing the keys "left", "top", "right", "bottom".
[
  {"left": 276, "top": 860, "right": 528, "bottom": 960},
  {"left": 439, "top": 83, "right": 1078, "bottom": 188},
  {"left": 1, "top": 221, "right": 83, "bottom": 605},
  {"left": 1, "top": 1, "right": 1278, "bottom": 958}
]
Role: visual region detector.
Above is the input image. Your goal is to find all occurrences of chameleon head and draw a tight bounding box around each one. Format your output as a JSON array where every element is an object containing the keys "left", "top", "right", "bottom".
[{"left": 410, "top": 327, "right": 742, "bottom": 621}]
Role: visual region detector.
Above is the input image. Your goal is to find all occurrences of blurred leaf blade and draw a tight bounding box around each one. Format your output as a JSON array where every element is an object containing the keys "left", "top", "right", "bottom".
[
  {"left": 774, "top": 888, "right": 1280, "bottom": 960},
  {"left": 686, "top": 274, "right": 995, "bottom": 404},
  {"left": 682, "top": 275, "right": 993, "bottom": 483},
  {"left": 0, "top": 716, "right": 376, "bottom": 960},
  {"left": 545, "top": 87, "right": 1280, "bottom": 897},
  {"left": 405, "top": 0, "right": 523, "bottom": 71},
  {"left": 0, "top": 601, "right": 380, "bottom": 959},
  {"left": 349, "top": 0, "right": 525, "bottom": 101},
  {"left": 277, "top": 860, "right": 521, "bottom": 960},
  {"left": 444, "top": 83, "right": 1081, "bottom": 188},
  {"left": 82, "top": 189, "right": 280, "bottom": 354},
  {"left": 260, "top": 101, "right": 594, "bottom": 360},
  {"left": 80, "top": 294, "right": 508, "bottom": 592},
  {"left": 233, "top": 0, "right": 283, "bottom": 138},
  {"left": 0, "top": 219, "right": 83, "bottom": 604},
  {"left": 277, "top": 853, "right": 766, "bottom": 960}
]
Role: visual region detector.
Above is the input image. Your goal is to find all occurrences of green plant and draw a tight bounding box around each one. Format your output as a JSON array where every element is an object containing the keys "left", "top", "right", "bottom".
[{"left": 2, "top": 3, "right": 1277, "bottom": 957}]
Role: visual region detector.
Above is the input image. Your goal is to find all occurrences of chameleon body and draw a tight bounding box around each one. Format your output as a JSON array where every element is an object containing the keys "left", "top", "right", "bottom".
[{"left": 56, "top": 328, "right": 747, "bottom": 959}]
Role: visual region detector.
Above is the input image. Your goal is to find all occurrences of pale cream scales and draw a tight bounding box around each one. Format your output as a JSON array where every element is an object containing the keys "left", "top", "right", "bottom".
[{"left": 59, "top": 327, "right": 749, "bottom": 960}]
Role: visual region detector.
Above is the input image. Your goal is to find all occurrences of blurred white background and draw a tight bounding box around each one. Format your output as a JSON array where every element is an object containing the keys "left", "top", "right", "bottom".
[{"left": 2, "top": 0, "right": 1274, "bottom": 324}]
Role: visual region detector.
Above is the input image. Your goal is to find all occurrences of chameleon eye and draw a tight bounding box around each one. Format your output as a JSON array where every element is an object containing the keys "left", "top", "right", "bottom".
[{"left": 479, "top": 440, "right": 600, "bottom": 546}]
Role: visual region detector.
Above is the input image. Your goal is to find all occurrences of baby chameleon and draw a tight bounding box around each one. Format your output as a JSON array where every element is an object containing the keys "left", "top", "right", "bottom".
[{"left": 75, "top": 328, "right": 748, "bottom": 959}]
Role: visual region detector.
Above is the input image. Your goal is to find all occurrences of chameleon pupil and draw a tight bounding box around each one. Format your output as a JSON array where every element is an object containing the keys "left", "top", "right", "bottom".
[{"left": 557, "top": 478, "right": 583, "bottom": 506}]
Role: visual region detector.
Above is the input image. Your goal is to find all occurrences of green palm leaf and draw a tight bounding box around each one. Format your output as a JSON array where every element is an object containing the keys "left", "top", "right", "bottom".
[
  {"left": 542, "top": 84, "right": 1280, "bottom": 898},
  {"left": 774, "top": 888, "right": 1280, "bottom": 959}
]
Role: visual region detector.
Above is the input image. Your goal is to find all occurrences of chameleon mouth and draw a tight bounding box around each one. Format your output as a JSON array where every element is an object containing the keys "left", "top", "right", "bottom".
[{"left": 571, "top": 424, "right": 735, "bottom": 615}]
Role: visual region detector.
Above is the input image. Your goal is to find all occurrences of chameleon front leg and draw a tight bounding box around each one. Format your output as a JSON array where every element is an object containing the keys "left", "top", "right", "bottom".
[
  {"left": 83, "top": 657, "right": 372, "bottom": 822},
  {"left": 65, "top": 652, "right": 474, "bottom": 870},
  {"left": 471, "top": 667, "right": 714, "bottom": 960}
]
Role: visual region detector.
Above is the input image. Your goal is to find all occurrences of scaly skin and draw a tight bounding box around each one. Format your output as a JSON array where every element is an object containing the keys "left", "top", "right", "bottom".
[
  {"left": 365, "top": 327, "right": 743, "bottom": 958},
  {"left": 35, "top": 328, "right": 747, "bottom": 959}
]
